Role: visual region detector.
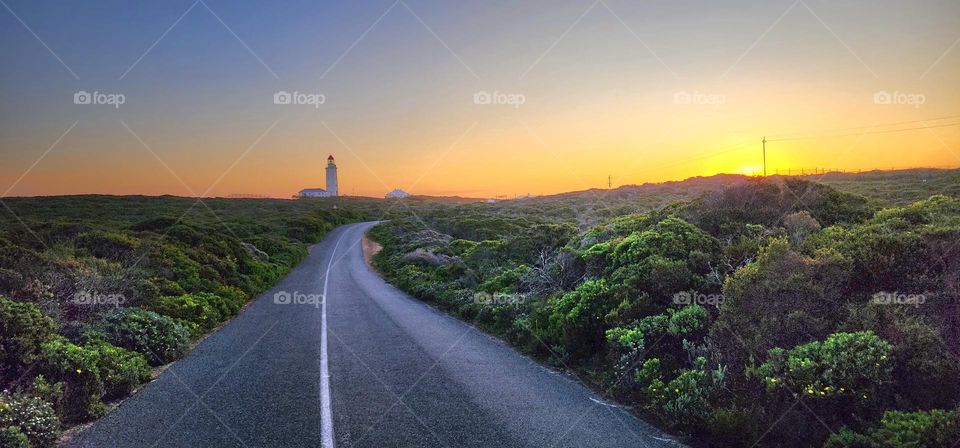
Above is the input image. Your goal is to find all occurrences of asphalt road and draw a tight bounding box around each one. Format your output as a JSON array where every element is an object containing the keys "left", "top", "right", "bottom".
[{"left": 66, "top": 222, "right": 680, "bottom": 448}]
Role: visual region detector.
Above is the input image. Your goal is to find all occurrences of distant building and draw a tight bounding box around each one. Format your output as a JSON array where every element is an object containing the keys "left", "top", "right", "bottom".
[
  {"left": 297, "top": 188, "right": 329, "bottom": 198},
  {"left": 298, "top": 155, "right": 339, "bottom": 198},
  {"left": 385, "top": 189, "right": 410, "bottom": 199}
]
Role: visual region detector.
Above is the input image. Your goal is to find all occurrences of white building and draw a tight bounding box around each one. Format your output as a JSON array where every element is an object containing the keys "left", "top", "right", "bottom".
[
  {"left": 298, "top": 155, "right": 339, "bottom": 198},
  {"left": 385, "top": 189, "right": 410, "bottom": 199}
]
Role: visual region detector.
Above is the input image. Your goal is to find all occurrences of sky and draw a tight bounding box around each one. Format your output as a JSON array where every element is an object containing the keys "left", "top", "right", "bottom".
[{"left": 1, "top": 0, "right": 958, "bottom": 198}]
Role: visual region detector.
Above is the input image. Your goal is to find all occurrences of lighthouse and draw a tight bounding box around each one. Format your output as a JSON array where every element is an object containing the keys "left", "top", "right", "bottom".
[{"left": 326, "top": 155, "right": 339, "bottom": 197}]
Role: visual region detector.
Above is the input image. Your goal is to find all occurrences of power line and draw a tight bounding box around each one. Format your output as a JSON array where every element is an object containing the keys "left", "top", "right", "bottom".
[
  {"left": 766, "top": 115, "right": 960, "bottom": 141},
  {"left": 768, "top": 121, "right": 960, "bottom": 142}
]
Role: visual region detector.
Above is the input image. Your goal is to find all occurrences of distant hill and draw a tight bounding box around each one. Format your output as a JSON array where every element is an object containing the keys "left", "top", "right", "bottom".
[
  {"left": 797, "top": 168, "right": 960, "bottom": 207},
  {"left": 535, "top": 168, "right": 958, "bottom": 207}
]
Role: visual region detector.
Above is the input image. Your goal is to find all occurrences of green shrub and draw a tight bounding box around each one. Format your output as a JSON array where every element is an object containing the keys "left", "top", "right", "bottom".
[
  {"left": 759, "top": 331, "right": 893, "bottom": 401},
  {"left": 549, "top": 279, "right": 616, "bottom": 359},
  {"left": 0, "top": 426, "right": 30, "bottom": 448},
  {"left": 88, "top": 343, "right": 151, "bottom": 400},
  {"left": 707, "top": 407, "right": 754, "bottom": 447},
  {"left": 660, "top": 357, "right": 726, "bottom": 428},
  {"left": 667, "top": 305, "right": 708, "bottom": 336},
  {"left": 214, "top": 285, "right": 248, "bottom": 312},
  {"left": 37, "top": 339, "right": 104, "bottom": 423},
  {"left": 874, "top": 409, "right": 959, "bottom": 448},
  {"left": 823, "top": 427, "right": 878, "bottom": 448},
  {"left": 0, "top": 391, "right": 60, "bottom": 448},
  {"left": 74, "top": 231, "right": 139, "bottom": 261},
  {"left": 0, "top": 297, "right": 56, "bottom": 378},
  {"left": 149, "top": 293, "right": 234, "bottom": 336},
  {"left": 37, "top": 338, "right": 151, "bottom": 422},
  {"left": 86, "top": 308, "right": 189, "bottom": 366},
  {"left": 635, "top": 358, "right": 668, "bottom": 407},
  {"left": 824, "top": 409, "right": 960, "bottom": 448}
]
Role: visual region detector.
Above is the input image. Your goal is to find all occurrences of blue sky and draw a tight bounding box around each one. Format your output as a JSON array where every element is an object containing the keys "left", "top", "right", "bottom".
[{"left": 2, "top": 0, "right": 958, "bottom": 197}]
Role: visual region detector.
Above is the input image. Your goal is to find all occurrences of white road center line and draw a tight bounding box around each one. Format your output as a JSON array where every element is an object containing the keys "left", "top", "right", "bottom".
[{"left": 321, "top": 228, "right": 348, "bottom": 448}]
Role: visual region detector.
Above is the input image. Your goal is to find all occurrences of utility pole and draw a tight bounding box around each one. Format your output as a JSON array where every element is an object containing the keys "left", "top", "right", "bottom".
[
  {"left": 762, "top": 136, "right": 767, "bottom": 176},
  {"left": 608, "top": 175, "right": 612, "bottom": 189}
]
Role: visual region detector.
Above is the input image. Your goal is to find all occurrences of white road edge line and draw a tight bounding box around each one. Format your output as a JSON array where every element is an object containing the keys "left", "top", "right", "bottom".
[{"left": 321, "top": 228, "right": 349, "bottom": 448}]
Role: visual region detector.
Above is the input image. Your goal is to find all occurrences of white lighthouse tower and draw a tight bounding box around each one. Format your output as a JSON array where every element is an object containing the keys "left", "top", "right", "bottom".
[{"left": 325, "top": 155, "right": 339, "bottom": 197}]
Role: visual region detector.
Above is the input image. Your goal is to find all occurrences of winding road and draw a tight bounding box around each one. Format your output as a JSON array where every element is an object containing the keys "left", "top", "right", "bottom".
[{"left": 66, "top": 222, "right": 679, "bottom": 448}]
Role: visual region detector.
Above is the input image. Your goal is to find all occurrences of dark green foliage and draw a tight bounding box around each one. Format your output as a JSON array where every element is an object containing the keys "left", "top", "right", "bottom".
[
  {"left": 759, "top": 331, "right": 893, "bottom": 402},
  {"left": 825, "top": 409, "right": 960, "bottom": 448},
  {"left": 872, "top": 410, "right": 960, "bottom": 447},
  {"left": 844, "top": 304, "right": 960, "bottom": 410},
  {"left": 0, "top": 298, "right": 56, "bottom": 382},
  {"left": 149, "top": 293, "right": 237, "bottom": 337},
  {"left": 85, "top": 308, "right": 190, "bottom": 366},
  {"left": 0, "top": 426, "right": 31, "bottom": 448},
  {"left": 549, "top": 279, "right": 615, "bottom": 359},
  {"left": 713, "top": 238, "right": 852, "bottom": 368},
  {"left": 87, "top": 343, "right": 151, "bottom": 400},
  {"left": 74, "top": 231, "right": 139, "bottom": 261}
]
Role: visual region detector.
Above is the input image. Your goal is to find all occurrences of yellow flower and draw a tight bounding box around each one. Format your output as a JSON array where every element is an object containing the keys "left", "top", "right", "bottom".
[{"left": 76, "top": 369, "right": 82, "bottom": 373}]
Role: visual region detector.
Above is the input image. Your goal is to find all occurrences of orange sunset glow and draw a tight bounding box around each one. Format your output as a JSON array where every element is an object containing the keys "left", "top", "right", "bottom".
[{"left": 1, "top": 1, "right": 958, "bottom": 198}]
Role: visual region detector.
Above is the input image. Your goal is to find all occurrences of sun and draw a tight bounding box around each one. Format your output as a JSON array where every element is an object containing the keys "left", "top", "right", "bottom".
[{"left": 736, "top": 165, "right": 764, "bottom": 176}]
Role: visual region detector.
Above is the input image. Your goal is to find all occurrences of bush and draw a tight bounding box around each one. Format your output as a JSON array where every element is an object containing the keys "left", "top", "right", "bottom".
[
  {"left": 549, "top": 279, "right": 616, "bottom": 359},
  {"left": 825, "top": 409, "right": 960, "bottom": 448},
  {"left": 88, "top": 343, "right": 151, "bottom": 400},
  {"left": 759, "top": 331, "right": 893, "bottom": 402},
  {"left": 37, "top": 339, "right": 104, "bottom": 423},
  {"left": 660, "top": 357, "right": 726, "bottom": 428},
  {"left": 667, "top": 305, "right": 708, "bottom": 336},
  {"left": 823, "top": 427, "right": 877, "bottom": 448},
  {"left": 0, "top": 297, "right": 56, "bottom": 379},
  {"left": 37, "top": 338, "right": 151, "bottom": 422},
  {"left": 74, "top": 231, "right": 139, "bottom": 261},
  {"left": 149, "top": 293, "right": 235, "bottom": 336},
  {"left": 874, "top": 409, "right": 960, "bottom": 448},
  {"left": 0, "top": 391, "right": 60, "bottom": 448},
  {"left": 86, "top": 308, "right": 189, "bottom": 366},
  {"left": 0, "top": 426, "right": 30, "bottom": 448}
]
